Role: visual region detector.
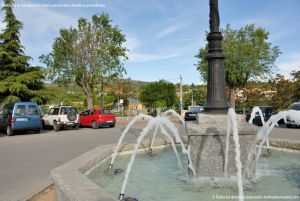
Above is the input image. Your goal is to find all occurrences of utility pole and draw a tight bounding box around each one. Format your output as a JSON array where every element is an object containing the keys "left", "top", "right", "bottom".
[{"left": 179, "top": 75, "right": 183, "bottom": 115}]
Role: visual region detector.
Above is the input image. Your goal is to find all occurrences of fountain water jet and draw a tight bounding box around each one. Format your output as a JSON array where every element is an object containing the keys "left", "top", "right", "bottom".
[
  {"left": 256, "top": 110, "right": 300, "bottom": 161},
  {"left": 110, "top": 113, "right": 154, "bottom": 170}
]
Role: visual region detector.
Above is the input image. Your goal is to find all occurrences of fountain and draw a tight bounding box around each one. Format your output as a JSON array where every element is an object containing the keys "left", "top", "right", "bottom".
[{"left": 50, "top": 0, "right": 300, "bottom": 201}]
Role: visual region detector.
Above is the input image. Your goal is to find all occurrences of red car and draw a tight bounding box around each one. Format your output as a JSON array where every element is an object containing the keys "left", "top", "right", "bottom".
[{"left": 79, "top": 108, "right": 116, "bottom": 128}]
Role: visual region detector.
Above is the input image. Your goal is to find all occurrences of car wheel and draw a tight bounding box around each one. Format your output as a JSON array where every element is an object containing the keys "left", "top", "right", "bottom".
[
  {"left": 109, "top": 124, "right": 115, "bottom": 128},
  {"left": 53, "top": 121, "right": 60, "bottom": 132},
  {"left": 73, "top": 123, "right": 79, "bottom": 130},
  {"left": 42, "top": 120, "right": 47, "bottom": 130},
  {"left": 286, "top": 124, "right": 292, "bottom": 128},
  {"left": 34, "top": 129, "right": 40, "bottom": 134},
  {"left": 92, "top": 121, "right": 98, "bottom": 129},
  {"left": 6, "top": 126, "right": 13, "bottom": 136}
]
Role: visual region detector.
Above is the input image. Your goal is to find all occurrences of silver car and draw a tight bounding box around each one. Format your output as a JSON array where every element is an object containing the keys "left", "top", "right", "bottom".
[{"left": 286, "top": 102, "right": 300, "bottom": 128}]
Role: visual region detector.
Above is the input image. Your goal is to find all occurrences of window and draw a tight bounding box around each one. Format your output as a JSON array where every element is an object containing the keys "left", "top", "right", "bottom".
[
  {"left": 49, "top": 108, "right": 59, "bottom": 115},
  {"left": 288, "top": 103, "right": 300, "bottom": 111},
  {"left": 80, "top": 110, "right": 89, "bottom": 116},
  {"left": 48, "top": 108, "right": 54, "bottom": 115},
  {"left": 60, "top": 107, "right": 77, "bottom": 115},
  {"left": 90, "top": 110, "right": 96, "bottom": 115},
  {"left": 53, "top": 108, "right": 59, "bottom": 115},
  {"left": 100, "top": 109, "right": 112, "bottom": 114},
  {"left": 28, "top": 105, "right": 38, "bottom": 116},
  {"left": 16, "top": 105, "right": 26, "bottom": 116}
]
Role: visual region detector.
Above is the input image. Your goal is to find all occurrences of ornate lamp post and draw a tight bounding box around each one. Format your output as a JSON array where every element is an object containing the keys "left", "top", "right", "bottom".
[{"left": 204, "top": 0, "right": 229, "bottom": 113}]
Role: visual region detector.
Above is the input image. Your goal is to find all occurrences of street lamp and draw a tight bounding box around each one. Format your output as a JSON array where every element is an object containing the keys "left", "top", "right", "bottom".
[{"left": 203, "top": 0, "right": 229, "bottom": 113}]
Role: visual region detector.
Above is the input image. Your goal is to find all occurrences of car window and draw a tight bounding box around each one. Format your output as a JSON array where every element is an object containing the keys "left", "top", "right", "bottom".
[
  {"left": 28, "top": 105, "right": 39, "bottom": 116},
  {"left": 53, "top": 108, "right": 59, "bottom": 115},
  {"left": 189, "top": 107, "right": 203, "bottom": 113},
  {"left": 288, "top": 104, "right": 300, "bottom": 110},
  {"left": 16, "top": 105, "right": 26, "bottom": 116},
  {"left": 100, "top": 109, "right": 112, "bottom": 114},
  {"left": 60, "top": 107, "right": 77, "bottom": 115},
  {"left": 90, "top": 110, "right": 96, "bottom": 115},
  {"left": 48, "top": 108, "right": 54, "bottom": 115}
]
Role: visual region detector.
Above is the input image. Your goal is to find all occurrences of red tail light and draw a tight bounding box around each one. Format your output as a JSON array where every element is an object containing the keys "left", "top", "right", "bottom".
[{"left": 11, "top": 117, "right": 15, "bottom": 126}]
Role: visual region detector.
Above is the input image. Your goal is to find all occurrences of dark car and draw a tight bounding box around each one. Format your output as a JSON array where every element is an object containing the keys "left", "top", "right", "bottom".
[
  {"left": 0, "top": 102, "right": 42, "bottom": 136},
  {"left": 246, "top": 106, "right": 278, "bottom": 126},
  {"left": 184, "top": 106, "right": 204, "bottom": 121},
  {"left": 286, "top": 102, "right": 300, "bottom": 128}
]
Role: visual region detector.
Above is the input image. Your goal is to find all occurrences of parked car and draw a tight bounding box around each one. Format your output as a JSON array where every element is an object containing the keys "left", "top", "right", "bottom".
[
  {"left": 184, "top": 106, "right": 204, "bottom": 121},
  {"left": 246, "top": 106, "right": 278, "bottom": 126},
  {"left": 80, "top": 108, "right": 116, "bottom": 128},
  {"left": 0, "top": 102, "right": 42, "bottom": 136},
  {"left": 42, "top": 106, "right": 79, "bottom": 131},
  {"left": 285, "top": 102, "right": 300, "bottom": 128}
]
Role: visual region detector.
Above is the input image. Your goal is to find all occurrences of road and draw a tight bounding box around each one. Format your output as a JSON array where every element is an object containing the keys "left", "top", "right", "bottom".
[
  {"left": 0, "top": 123, "right": 145, "bottom": 201},
  {"left": 0, "top": 122, "right": 299, "bottom": 201}
]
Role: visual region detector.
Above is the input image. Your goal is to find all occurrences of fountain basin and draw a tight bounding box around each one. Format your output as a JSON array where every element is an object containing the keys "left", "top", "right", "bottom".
[
  {"left": 88, "top": 147, "right": 300, "bottom": 201},
  {"left": 51, "top": 137, "right": 171, "bottom": 201}
]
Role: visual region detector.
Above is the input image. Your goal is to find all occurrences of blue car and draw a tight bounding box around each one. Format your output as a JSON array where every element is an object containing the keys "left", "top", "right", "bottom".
[{"left": 0, "top": 102, "right": 42, "bottom": 136}]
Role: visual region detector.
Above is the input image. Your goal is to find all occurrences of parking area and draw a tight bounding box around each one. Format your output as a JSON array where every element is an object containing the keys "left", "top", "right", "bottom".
[{"left": 0, "top": 122, "right": 299, "bottom": 201}]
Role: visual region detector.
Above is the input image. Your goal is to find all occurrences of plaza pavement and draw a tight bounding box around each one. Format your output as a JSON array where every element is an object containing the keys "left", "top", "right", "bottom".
[{"left": 0, "top": 122, "right": 299, "bottom": 201}]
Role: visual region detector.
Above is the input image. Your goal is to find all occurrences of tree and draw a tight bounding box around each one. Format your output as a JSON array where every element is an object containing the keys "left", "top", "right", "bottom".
[
  {"left": 270, "top": 74, "right": 295, "bottom": 109},
  {"left": 291, "top": 70, "right": 300, "bottom": 101},
  {"left": 183, "top": 84, "right": 207, "bottom": 107},
  {"left": 196, "top": 24, "right": 280, "bottom": 108},
  {"left": 40, "top": 13, "right": 127, "bottom": 109},
  {"left": 139, "top": 80, "right": 177, "bottom": 109},
  {"left": 0, "top": 0, "right": 48, "bottom": 104}
]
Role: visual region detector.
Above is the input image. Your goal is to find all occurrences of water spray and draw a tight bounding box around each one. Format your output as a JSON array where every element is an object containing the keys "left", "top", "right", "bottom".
[
  {"left": 118, "top": 193, "right": 125, "bottom": 200},
  {"left": 109, "top": 164, "right": 113, "bottom": 172}
]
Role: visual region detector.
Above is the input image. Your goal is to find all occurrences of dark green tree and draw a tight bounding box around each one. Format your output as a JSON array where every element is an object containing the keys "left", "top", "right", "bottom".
[
  {"left": 291, "top": 69, "right": 300, "bottom": 101},
  {"left": 0, "top": 0, "right": 48, "bottom": 104},
  {"left": 140, "top": 80, "right": 177, "bottom": 109},
  {"left": 270, "top": 74, "right": 295, "bottom": 109},
  {"left": 196, "top": 24, "right": 280, "bottom": 108},
  {"left": 40, "top": 13, "right": 127, "bottom": 109},
  {"left": 183, "top": 84, "right": 207, "bottom": 107}
]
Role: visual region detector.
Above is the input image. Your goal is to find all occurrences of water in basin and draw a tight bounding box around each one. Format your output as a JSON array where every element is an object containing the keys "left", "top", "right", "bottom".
[{"left": 88, "top": 148, "right": 300, "bottom": 201}]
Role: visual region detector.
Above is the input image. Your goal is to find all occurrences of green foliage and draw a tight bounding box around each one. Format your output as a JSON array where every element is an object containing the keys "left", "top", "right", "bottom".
[
  {"left": 0, "top": 0, "right": 48, "bottom": 104},
  {"left": 269, "top": 74, "right": 295, "bottom": 109},
  {"left": 40, "top": 13, "right": 127, "bottom": 109},
  {"left": 196, "top": 24, "right": 280, "bottom": 107},
  {"left": 197, "top": 24, "right": 280, "bottom": 86},
  {"left": 140, "top": 80, "right": 177, "bottom": 109},
  {"left": 291, "top": 70, "right": 300, "bottom": 101},
  {"left": 183, "top": 84, "right": 207, "bottom": 107}
]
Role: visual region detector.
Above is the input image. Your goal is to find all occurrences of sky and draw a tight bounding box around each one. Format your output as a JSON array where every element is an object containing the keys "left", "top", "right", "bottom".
[{"left": 0, "top": 0, "right": 300, "bottom": 85}]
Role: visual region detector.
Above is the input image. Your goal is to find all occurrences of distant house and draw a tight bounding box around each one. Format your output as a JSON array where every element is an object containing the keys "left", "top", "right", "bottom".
[{"left": 128, "top": 98, "right": 144, "bottom": 110}]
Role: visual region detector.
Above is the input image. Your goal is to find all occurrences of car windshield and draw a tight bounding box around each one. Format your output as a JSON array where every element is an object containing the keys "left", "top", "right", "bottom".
[
  {"left": 288, "top": 103, "right": 300, "bottom": 110},
  {"left": 189, "top": 107, "right": 203, "bottom": 113},
  {"left": 100, "top": 109, "right": 112, "bottom": 114},
  {"left": 60, "top": 107, "right": 77, "bottom": 115},
  {"left": 259, "top": 107, "right": 274, "bottom": 115}
]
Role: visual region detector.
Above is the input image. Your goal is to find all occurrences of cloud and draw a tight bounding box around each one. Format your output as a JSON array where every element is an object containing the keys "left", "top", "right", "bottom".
[
  {"left": 124, "top": 36, "right": 139, "bottom": 51},
  {"left": 276, "top": 53, "right": 300, "bottom": 78},
  {"left": 128, "top": 52, "right": 180, "bottom": 63}
]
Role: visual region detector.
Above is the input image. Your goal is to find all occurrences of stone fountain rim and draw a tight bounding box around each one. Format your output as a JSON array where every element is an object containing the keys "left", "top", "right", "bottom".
[{"left": 51, "top": 137, "right": 171, "bottom": 201}]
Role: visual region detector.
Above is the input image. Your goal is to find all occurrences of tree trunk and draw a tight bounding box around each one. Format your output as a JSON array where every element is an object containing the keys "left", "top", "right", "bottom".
[
  {"left": 85, "top": 83, "right": 94, "bottom": 109},
  {"left": 86, "top": 93, "right": 94, "bottom": 109},
  {"left": 229, "top": 87, "right": 236, "bottom": 109}
]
